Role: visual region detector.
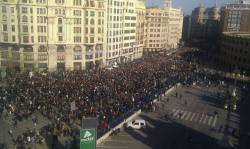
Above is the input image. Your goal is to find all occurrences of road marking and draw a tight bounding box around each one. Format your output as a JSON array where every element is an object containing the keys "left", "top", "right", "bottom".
[
  {"left": 178, "top": 110, "right": 184, "bottom": 119},
  {"left": 97, "top": 145, "right": 129, "bottom": 149},
  {"left": 105, "top": 139, "right": 134, "bottom": 143},
  {"left": 199, "top": 113, "right": 205, "bottom": 123},
  {"left": 185, "top": 112, "right": 192, "bottom": 120},
  {"left": 181, "top": 111, "right": 187, "bottom": 119},
  {"left": 202, "top": 115, "right": 208, "bottom": 124},
  {"left": 193, "top": 113, "right": 200, "bottom": 122},
  {"left": 190, "top": 113, "right": 196, "bottom": 121},
  {"left": 173, "top": 109, "right": 180, "bottom": 118},
  {"left": 208, "top": 116, "right": 213, "bottom": 126},
  {"left": 212, "top": 116, "right": 217, "bottom": 127}
]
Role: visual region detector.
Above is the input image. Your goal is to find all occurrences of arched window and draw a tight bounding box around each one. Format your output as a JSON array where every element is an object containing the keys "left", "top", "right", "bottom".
[
  {"left": 58, "top": 18, "right": 62, "bottom": 24},
  {"left": 22, "top": 15, "right": 28, "bottom": 22}
]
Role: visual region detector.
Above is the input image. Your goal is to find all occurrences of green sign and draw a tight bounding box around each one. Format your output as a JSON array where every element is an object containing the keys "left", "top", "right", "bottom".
[{"left": 80, "top": 128, "right": 96, "bottom": 149}]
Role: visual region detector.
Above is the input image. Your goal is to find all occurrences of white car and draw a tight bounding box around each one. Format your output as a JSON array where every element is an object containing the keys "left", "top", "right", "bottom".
[{"left": 126, "top": 119, "right": 146, "bottom": 129}]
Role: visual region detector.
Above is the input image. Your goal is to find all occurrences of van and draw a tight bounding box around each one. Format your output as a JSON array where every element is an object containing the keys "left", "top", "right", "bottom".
[{"left": 126, "top": 119, "right": 146, "bottom": 129}]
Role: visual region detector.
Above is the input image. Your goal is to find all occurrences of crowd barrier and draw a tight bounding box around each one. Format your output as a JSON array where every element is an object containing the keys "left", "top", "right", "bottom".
[{"left": 97, "top": 109, "right": 142, "bottom": 144}]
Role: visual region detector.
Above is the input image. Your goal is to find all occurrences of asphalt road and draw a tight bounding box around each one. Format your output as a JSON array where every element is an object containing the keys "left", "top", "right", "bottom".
[{"left": 97, "top": 84, "right": 240, "bottom": 149}]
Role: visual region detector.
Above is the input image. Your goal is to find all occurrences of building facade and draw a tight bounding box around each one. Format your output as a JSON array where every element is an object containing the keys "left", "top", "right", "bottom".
[
  {"left": 144, "top": 0, "right": 183, "bottom": 52},
  {"left": 182, "top": 15, "right": 192, "bottom": 44},
  {"left": 134, "top": 0, "right": 146, "bottom": 60},
  {"left": 219, "top": 32, "right": 250, "bottom": 74},
  {"left": 106, "top": 0, "right": 138, "bottom": 65},
  {"left": 190, "top": 5, "right": 220, "bottom": 45},
  {"left": 221, "top": 1, "right": 250, "bottom": 33},
  {"left": 0, "top": 0, "right": 106, "bottom": 72}
]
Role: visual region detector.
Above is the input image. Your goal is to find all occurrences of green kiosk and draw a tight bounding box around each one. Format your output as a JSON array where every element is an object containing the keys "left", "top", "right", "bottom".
[{"left": 80, "top": 117, "right": 98, "bottom": 149}]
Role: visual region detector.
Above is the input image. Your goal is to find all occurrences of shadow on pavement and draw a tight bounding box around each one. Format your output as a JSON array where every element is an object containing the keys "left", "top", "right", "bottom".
[{"left": 124, "top": 114, "right": 230, "bottom": 149}]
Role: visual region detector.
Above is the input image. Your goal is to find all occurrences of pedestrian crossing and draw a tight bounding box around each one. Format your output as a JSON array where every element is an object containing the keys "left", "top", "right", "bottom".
[{"left": 171, "top": 109, "right": 218, "bottom": 127}]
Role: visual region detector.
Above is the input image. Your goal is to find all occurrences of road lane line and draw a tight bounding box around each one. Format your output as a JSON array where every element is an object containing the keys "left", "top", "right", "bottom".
[{"left": 97, "top": 145, "right": 129, "bottom": 149}]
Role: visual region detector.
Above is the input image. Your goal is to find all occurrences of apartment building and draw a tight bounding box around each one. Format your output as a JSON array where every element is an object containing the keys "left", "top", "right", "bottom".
[
  {"left": 106, "top": 0, "right": 138, "bottom": 65},
  {"left": 221, "top": 0, "right": 250, "bottom": 33},
  {"left": 0, "top": 0, "right": 106, "bottom": 72},
  {"left": 134, "top": 0, "right": 146, "bottom": 59},
  {"left": 144, "top": 0, "right": 183, "bottom": 52}
]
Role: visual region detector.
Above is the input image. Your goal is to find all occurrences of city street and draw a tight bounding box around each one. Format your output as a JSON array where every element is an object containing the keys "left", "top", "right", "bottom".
[{"left": 97, "top": 84, "right": 240, "bottom": 149}]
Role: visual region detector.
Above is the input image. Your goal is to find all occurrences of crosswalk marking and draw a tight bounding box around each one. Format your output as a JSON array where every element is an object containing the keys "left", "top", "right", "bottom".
[
  {"left": 180, "top": 111, "right": 187, "bottom": 119},
  {"left": 193, "top": 113, "right": 200, "bottom": 122},
  {"left": 173, "top": 109, "right": 180, "bottom": 118},
  {"left": 202, "top": 115, "right": 208, "bottom": 124},
  {"left": 199, "top": 113, "right": 205, "bottom": 123},
  {"left": 190, "top": 113, "right": 196, "bottom": 121},
  {"left": 208, "top": 116, "right": 213, "bottom": 126},
  {"left": 185, "top": 112, "right": 192, "bottom": 120},
  {"left": 170, "top": 108, "right": 218, "bottom": 127},
  {"left": 212, "top": 116, "right": 217, "bottom": 127}
]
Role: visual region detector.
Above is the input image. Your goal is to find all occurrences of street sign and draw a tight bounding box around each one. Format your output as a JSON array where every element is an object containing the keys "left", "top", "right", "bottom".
[{"left": 80, "top": 128, "right": 96, "bottom": 149}]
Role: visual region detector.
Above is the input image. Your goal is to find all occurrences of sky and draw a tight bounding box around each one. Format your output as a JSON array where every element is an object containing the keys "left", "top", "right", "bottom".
[{"left": 146, "top": 0, "right": 235, "bottom": 15}]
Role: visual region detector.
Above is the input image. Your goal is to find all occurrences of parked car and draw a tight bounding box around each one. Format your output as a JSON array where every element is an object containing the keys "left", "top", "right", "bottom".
[{"left": 125, "top": 119, "right": 146, "bottom": 129}]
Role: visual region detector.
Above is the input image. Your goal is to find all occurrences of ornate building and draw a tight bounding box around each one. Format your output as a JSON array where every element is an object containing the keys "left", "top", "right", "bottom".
[
  {"left": 0, "top": 0, "right": 106, "bottom": 72},
  {"left": 144, "top": 0, "right": 183, "bottom": 52}
]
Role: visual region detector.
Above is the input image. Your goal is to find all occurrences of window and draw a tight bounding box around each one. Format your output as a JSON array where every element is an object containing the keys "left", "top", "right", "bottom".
[
  {"left": 74, "top": 36, "right": 81, "bottom": 43},
  {"left": 74, "top": 27, "right": 81, "bottom": 33},
  {"left": 74, "top": 18, "right": 81, "bottom": 24},
  {"left": 22, "top": 15, "right": 28, "bottom": 22},
  {"left": 90, "top": 37, "right": 94, "bottom": 43},
  {"left": 55, "top": 0, "right": 64, "bottom": 4},
  {"left": 58, "top": 18, "right": 62, "bottom": 24},
  {"left": 3, "top": 24, "right": 7, "bottom": 31},
  {"left": 2, "top": 15, "right": 7, "bottom": 22},
  {"left": 90, "top": 11, "right": 95, "bottom": 17},
  {"left": 23, "top": 25, "right": 28, "bottom": 32},
  {"left": 58, "top": 36, "right": 63, "bottom": 41},
  {"left": 58, "top": 26, "right": 63, "bottom": 33},
  {"left": 12, "top": 25, "right": 15, "bottom": 32},
  {"left": 73, "top": 0, "right": 81, "bottom": 5},
  {"left": 23, "top": 36, "right": 29, "bottom": 43},
  {"left": 22, "top": 7, "right": 28, "bottom": 13},
  {"left": 11, "top": 7, "right": 14, "bottom": 13},
  {"left": 73, "top": 10, "right": 81, "bottom": 16},
  {"left": 2, "top": 6, "right": 7, "bottom": 13},
  {"left": 90, "top": 28, "right": 94, "bottom": 34},
  {"left": 90, "top": 19, "right": 94, "bottom": 25},
  {"left": 3, "top": 33, "right": 8, "bottom": 42},
  {"left": 90, "top": 1, "right": 95, "bottom": 7}
]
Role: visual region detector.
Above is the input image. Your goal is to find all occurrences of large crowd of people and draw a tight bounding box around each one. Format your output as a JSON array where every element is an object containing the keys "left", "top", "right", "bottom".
[{"left": 0, "top": 53, "right": 194, "bottom": 148}]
